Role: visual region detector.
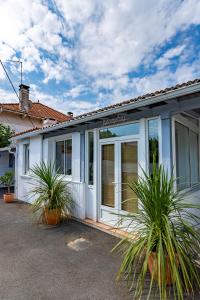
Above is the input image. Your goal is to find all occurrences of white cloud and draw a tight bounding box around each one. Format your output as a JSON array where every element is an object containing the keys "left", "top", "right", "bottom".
[
  {"left": 0, "top": 0, "right": 200, "bottom": 113},
  {"left": 155, "top": 45, "right": 186, "bottom": 69},
  {"left": 29, "top": 84, "right": 100, "bottom": 116},
  {"left": 65, "top": 84, "right": 87, "bottom": 98}
]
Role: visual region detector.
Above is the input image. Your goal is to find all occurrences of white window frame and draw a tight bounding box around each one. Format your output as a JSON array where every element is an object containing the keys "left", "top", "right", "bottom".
[
  {"left": 172, "top": 114, "right": 200, "bottom": 191},
  {"left": 145, "top": 116, "right": 162, "bottom": 174},
  {"left": 85, "top": 130, "right": 94, "bottom": 187},
  {"left": 23, "top": 143, "right": 30, "bottom": 175}
]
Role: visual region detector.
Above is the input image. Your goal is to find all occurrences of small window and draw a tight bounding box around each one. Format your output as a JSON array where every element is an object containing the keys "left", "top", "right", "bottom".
[
  {"left": 24, "top": 144, "right": 30, "bottom": 174},
  {"left": 99, "top": 123, "right": 140, "bottom": 139},
  {"left": 55, "top": 139, "right": 72, "bottom": 175},
  {"left": 88, "top": 132, "right": 94, "bottom": 185},
  {"left": 148, "top": 118, "right": 159, "bottom": 174}
]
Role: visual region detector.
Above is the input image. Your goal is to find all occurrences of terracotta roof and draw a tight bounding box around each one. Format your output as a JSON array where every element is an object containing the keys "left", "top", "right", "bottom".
[
  {"left": 12, "top": 78, "right": 200, "bottom": 139},
  {"left": 0, "top": 101, "right": 70, "bottom": 122}
]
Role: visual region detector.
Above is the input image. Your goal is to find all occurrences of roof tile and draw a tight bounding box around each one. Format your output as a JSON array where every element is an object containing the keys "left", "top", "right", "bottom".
[{"left": 0, "top": 101, "right": 70, "bottom": 122}]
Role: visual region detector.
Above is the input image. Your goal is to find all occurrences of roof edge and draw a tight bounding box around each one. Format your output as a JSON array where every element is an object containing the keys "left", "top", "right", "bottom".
[{"left": 12, "top": 79, "right": 200, "bottom": 141}]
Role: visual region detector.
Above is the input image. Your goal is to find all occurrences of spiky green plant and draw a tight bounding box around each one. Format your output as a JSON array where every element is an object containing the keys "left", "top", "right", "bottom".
[
  {"left": 113, "top": 161, "right": 200, "bottom": 300},
  {"left": 29, "top": 162, "right": 74, "bottom": 221}
]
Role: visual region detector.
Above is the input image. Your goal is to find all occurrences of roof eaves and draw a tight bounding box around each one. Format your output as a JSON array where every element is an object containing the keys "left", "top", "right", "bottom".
[{"left": 12, "top": 79, "right": 200, "bottom": 141}]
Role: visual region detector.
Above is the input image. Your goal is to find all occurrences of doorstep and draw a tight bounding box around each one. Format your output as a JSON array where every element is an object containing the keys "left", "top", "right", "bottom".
[{"left": 72, "top": 217, "right": 130, "bottom": 239}]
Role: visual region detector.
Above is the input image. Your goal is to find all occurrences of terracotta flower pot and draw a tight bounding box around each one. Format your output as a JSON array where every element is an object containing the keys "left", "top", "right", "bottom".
[
  {"left": 148, "top": 252, "right": 179, "bottom": 285},
  {"left": 44, "top": 208, "right": 61, "bottom": 225},
  {"left": 3, "top": 193, "right": 15, "bottom": 203}
]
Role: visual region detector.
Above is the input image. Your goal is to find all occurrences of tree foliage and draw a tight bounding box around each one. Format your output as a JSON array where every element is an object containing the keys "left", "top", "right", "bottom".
[{"left": 0, "top": 123, "right": 14, "bottom": 148}]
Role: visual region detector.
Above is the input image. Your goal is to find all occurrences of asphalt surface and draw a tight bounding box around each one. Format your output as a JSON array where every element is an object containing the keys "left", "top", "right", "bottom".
[{"left": 0, "top": 199, "right": 132, "bottom": 300}]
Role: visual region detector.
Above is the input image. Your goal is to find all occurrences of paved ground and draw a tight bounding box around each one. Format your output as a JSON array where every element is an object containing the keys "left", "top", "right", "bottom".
[{"left": 0, "top": 199, "right": 132, "bottom": 300}]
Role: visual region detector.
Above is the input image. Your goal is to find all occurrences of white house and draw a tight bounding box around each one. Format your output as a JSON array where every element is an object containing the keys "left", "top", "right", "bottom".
[
  {"left": 0, "top": 84, "right": 71, "bottom": 187},
  {"left": 13, "top": 79, "right": 200, "bottom": 227}
]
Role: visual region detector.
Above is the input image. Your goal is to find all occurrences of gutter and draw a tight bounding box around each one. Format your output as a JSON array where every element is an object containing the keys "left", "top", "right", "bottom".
[{"left": 12, "top": 82, "right": 200, "bottom": 141}]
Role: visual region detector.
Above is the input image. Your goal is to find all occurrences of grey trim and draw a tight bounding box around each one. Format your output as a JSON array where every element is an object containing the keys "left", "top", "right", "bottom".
[{"left": 12, "top": 82, "right": 200, "bottom": 141}]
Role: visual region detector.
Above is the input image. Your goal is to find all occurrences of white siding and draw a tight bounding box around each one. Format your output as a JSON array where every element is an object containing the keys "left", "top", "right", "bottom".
[
  {"left": 72, "top": 132, "right": 81, "bottom": 182},
  {"left": 16, "top": 136, "right": 42, "bottom": 202}
]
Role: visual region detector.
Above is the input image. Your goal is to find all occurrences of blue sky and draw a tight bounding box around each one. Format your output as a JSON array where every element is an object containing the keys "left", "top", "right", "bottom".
[{"left": 0, "top": 0, "right": 200, "bottom": 115}]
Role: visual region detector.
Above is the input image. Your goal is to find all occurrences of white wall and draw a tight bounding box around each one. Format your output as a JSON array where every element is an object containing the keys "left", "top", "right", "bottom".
[
  {"left": 0, "top": 111, "right": 42, "bottom": 133},
  {"left": 16, "top": 135, "right": 42, "bottom": 203},
  {"left": 16, "top": 132, "right": 86, "bottom": 220}
]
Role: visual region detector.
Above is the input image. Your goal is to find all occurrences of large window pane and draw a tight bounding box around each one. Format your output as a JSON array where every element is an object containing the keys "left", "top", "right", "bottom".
[
  {"left": 190, "top": 131, "right": 199, "bottom": 186},
  {"left": 99, "top": 123, "right": 139, "bottom": 139},
  {"left": 56, "top": 141, "right": 64, "bottom": 174},
  {"left": 101, "top": 144, "right": 115, "bottom": 207},
  {"left": 88, "top": 132, "right": 94, "bottom": 185},
  {"left": 175, "top": 122, "right": 190, "bottom": 190},
  {"left": 148, "top": 119, "right": 159, "bottom": 174},
  {"left": 121, "top": 142, "right": 138, "bottom": 213}
]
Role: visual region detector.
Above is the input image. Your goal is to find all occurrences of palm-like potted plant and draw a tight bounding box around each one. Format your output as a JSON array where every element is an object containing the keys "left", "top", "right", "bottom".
[
  {"left": 113, "top": 160, "right": 200, "bottom": 300},
  {"left": 30, "top": 162, "right": 74, "bottom": 225},
  {"left": 0, "top": 171, "right": 14, "bottom": 203}
]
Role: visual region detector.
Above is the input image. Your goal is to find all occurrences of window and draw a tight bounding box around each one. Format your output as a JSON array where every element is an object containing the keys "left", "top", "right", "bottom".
[
  {"left": 99, "top": 122, "right": 140, "bottom": 139},
  {"left": 88, "top": 132, "right": 94, "bottom": 185},
  {"left": 55, "top": 139, "right": 72, "bottom": 175},
  {"left": 175, "top": 121, "right": 199, "bottom": 190},
  {"left": 148, "top": 118, "right": 159, "bottom": 174},
  {"left": 9, "top": 153, "right": 14, "bottom": 168},
  {"left": 24, "top": 144, "right": 30, "bottom": 174}
]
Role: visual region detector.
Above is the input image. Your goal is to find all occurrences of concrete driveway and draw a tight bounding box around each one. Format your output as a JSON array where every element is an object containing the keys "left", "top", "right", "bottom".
[{"left": 0, "top": 199, "right": 131, "bottom": 300}]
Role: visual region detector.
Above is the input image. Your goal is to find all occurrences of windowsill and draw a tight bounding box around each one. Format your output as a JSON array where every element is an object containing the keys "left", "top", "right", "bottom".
[
  {"left": 20, "top": 174, "right": 32, "bottom": 179},
  {"left": 179, "top": 184, "right": 200, "bottom": 195},
  {"left": 57, "top": 175, "right": 72, "bottom": 182}
]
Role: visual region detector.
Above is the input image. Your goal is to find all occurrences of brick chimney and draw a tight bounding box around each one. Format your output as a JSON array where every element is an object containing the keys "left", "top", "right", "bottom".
[{"left": 19, "top": 84, "right": 32, "bottom": 112}]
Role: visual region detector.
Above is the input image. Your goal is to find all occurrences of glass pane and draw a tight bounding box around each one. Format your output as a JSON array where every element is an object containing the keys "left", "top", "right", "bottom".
[
  {"left": 88, "top": 132, "right": 94, "bottom": 185},
  {"left": 101, "top": 144, "right": 115, "bottom": 207},
  {"left": 99, "top": 123, "right": 139, "bottom": 139},
  {"left": 190, "top": 131, "right": 199, "bottom": 186},
  {"left": 121, "top": 142, "right": 138, "bottom": 213},
  {"left": 56, "top": 141, "right": 64, "bottom": 174},
  {"left": 24, "top": 144, "right": 30, "bottom": 174},
  {"left": 65, "top": 139, "right": 72, "bottom": 175},
  {"left": 175, "top": 122, "right": 190, "bottom": 190},
  {"left": 148, "top": 119, "right": 159, "bottom": 174}
]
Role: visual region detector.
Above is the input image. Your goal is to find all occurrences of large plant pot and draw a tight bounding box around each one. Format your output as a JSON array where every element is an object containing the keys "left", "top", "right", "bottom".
[
  {"left": 44, "top": 208, "right": 61, "bottom": 225},
  {"left": 148, "top": 252, "right": 179, "bottom": 285},
  {"left": 3, "top": 193, "right": 15, "bottom": 203}
]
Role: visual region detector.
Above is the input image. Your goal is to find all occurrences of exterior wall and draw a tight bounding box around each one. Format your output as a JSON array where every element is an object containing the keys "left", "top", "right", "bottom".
[
  {"left": 15, "top": 112, "right": 200, "bottom": 225},
  {"left": 16, "top": 135, "right": 43, "bottom": 203},
  {"left": 16, "top": 131, "right": 86, "bottom": 220},
  {"left": 0, "top": 111, "right": 42, "bottom": 133}
]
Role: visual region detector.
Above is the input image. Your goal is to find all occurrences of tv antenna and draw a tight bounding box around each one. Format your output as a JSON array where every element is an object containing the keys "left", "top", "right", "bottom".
[{"left": 0, "top": 59, "right": 23, "bottom": 101}]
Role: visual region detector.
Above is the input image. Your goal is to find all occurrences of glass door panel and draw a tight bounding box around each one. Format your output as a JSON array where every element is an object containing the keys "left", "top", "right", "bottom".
[
  {"left": 101, "top": 144, "right": 115, "bottom": 207},
  {"left": 121, "top": 142, "right": 138, "bottom": 213}
]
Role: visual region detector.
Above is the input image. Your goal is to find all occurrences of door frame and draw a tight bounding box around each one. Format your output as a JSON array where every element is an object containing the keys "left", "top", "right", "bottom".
[{"left": 98, "top": 135, "right": 140, "bottom": 224}]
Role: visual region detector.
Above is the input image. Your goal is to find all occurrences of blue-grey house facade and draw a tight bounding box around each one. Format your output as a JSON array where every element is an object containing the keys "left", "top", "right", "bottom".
[{"left": 13, "top": 79, "right": 200, "bottom": 227}]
